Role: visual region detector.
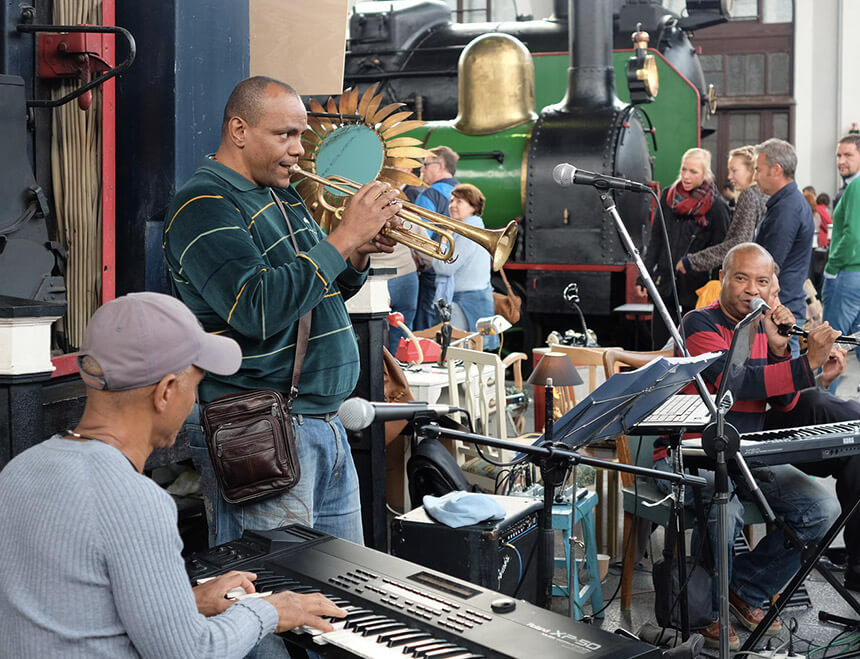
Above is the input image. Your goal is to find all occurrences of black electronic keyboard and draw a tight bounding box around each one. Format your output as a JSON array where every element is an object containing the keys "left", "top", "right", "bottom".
[
  {"left": 682, "top": 420, "right": 860, "bottom": 467},
  {"left": 187, "top": 524, "right": 659, "bottom": 659}
]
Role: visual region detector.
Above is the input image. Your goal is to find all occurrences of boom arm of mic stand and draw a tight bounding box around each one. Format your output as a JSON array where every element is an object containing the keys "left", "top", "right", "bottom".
[
  {"left": 417, "top": 423, "right": 707, "bottom": 489},
  {"left": 418, "top": 421, "right": 707, "bottom": 611}
]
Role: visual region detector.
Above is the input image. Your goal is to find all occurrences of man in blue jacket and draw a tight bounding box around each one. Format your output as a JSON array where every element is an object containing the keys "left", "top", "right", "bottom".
[
  {"left": 413, "top": 145, "right": 460, "bottom": 329},
  {"left": 753, "top": 138, "right": 813, "bottom": 356}
]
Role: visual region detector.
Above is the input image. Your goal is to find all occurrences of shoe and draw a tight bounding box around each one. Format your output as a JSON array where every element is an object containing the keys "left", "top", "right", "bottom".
[
  {"left": 845, "top": 567, "right": 860, "bottom": 592},
  {"left": 699, "top": 620, "right": 739, "bottom": 650},
  {"left": 729, "top": 590, "right": 782, "bottom": 635},
  {"left": 824, "top": 546, "right": 848, "bottom": 569}
]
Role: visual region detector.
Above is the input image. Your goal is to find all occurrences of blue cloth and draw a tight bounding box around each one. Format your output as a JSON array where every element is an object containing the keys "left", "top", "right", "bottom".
[
  {"left": 432, "top": 215, "right": 492, "bottom": 297},
  {"left": 186, "top": 405, "right": 363, "bottom": 547},
  {"left": 653, "top": 458, "right": 838, "bottom": 616},
  {"left": 414, "top": 177, "right": 458, "bottom": 330},
  {"left": 414, "top": 177, "right": 458, "bottom": 216},
  {"left": 422, "top": 491, "right": 506, "bottom": 528},
  {"left": 387, "top": 271, "right": 419, "bottom": 354},
  {"left": 755, "top": 182, "right": 814, "bottom": 321}
]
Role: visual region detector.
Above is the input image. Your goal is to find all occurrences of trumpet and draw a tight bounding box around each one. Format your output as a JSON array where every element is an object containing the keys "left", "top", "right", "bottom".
[{"left": 290, "top": 165, "right": 518, "bottom": 271}]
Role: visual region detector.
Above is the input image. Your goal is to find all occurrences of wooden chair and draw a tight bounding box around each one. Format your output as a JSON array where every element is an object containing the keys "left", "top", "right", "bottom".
[{"left": 602, "top": 347, "right": 764, "bottom": 610}]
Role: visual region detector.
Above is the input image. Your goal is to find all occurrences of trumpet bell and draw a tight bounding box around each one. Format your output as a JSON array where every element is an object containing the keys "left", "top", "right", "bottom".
[{"left": 489, "top": 221, "right": 518, "bottom": 272}]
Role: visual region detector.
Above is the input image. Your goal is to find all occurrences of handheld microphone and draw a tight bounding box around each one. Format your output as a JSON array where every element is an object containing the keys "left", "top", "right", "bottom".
[
  {"left": 749, "top": 297, "right": 770, "bottom": 313},
  {"left": 552, "top": 163, "right": 651, "bottom": 193},
  {"left": 338, "top": 397, "right": 460, "bottom": 432}
]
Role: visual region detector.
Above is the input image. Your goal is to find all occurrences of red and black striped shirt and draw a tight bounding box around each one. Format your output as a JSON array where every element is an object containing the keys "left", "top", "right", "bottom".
[{"left": 654, "top": 301, "right": 815, "bottom": 460}]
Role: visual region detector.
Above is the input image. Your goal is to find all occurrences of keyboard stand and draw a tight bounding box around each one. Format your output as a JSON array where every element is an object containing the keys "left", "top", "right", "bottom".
[{"left": 740, "top": 497, "right": 860, "bottom": 651}]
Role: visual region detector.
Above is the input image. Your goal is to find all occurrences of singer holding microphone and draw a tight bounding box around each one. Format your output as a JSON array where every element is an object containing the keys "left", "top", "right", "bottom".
[
  {"left": 652, "top": 243, "right": 860, "bottom": 647},
  {"left": 636, "top": 148, "right": 730, "bottom": 350}
]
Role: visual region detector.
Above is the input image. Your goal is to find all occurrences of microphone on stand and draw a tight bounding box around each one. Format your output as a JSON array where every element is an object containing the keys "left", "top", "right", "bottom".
[
  {"left": 552, "top": 163, "right": 651, "bottom": 193},
  {"left": 338, "top": 397, "right": 460, "bottom": 432}
]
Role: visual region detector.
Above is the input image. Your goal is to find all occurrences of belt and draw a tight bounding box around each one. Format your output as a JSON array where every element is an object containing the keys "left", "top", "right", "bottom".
[{"left": 301, "top": 411, "right": 339, "bottom": 422}]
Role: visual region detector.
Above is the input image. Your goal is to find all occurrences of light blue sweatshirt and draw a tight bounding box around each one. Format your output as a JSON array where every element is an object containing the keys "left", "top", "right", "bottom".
[{"left": 0, "top": 437, "right": 278, "bottom": 658}]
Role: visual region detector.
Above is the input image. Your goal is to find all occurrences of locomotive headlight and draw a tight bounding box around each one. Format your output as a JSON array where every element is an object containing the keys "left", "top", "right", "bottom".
[
  {"left": 636, "top": 56, "right": 659, "bottom": 98},
  {"left": 679, "top": 0, "right": 734, "bottom": 29},
  {"left": 626, "top": 28, "right": 659, "bottom": 104}
]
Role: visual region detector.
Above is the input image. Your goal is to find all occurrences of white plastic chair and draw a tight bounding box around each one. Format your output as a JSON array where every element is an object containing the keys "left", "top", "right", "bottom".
[{"left": 445, "top": 346, "right": 527, "bottom": 463}]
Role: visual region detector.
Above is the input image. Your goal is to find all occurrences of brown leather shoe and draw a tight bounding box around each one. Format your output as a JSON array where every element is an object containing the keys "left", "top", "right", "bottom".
[
  {"left": 699, "top": 620, "right": 739, "bottom": 650},
  {"left": 729, "top": 590, "right": 782, "bottom": 635}
]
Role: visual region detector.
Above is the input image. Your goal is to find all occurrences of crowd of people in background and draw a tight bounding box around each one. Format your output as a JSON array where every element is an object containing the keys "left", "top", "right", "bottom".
[{"left": 637, "top": 134, "right": 860, "bottom": 358}]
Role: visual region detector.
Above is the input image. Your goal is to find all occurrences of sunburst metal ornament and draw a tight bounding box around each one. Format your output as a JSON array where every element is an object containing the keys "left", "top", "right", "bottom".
[{"left": 295, "top": 83, "right": 429, "bottom": 233}]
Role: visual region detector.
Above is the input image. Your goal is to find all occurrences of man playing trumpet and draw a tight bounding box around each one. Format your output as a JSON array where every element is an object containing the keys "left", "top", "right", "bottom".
[{"left": 163, "top": 76, "right": 399, "bottom": 569}]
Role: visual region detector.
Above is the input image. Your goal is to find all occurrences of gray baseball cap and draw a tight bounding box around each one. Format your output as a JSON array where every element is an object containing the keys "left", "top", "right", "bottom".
[{"left": 77, "top": 292, "right": 242, "bottom": 391}]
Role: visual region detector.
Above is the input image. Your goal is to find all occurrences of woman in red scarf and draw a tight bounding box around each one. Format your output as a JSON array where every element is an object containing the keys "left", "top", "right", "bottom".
[{"left": 636, "top": 148, "right": 730, "bottom": 349}]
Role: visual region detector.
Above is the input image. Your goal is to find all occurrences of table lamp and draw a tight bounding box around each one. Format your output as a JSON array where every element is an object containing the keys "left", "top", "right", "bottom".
[{"left": 526, "top": 351, "right": 583, "bottom": 444}]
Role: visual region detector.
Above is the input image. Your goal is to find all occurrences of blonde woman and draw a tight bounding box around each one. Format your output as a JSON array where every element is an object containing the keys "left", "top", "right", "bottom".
[
  {"left": 676, "top": 145, "right": 769, "bottom": 274},
  {"left": 636, "top": 147, "right": 730, "bottom": 348}
]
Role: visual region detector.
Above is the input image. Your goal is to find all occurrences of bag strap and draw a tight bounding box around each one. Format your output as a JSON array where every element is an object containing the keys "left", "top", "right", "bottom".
[
  {"left": 499, "top": 266, "right": 514, "bottom": 296},
  {"left": 271, "top": 189, "right": 313, "bottom": 410}
]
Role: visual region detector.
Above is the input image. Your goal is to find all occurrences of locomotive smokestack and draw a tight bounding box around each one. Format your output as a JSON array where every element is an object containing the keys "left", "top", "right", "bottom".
[{"left": 563, "top": 0, "right": 616, "bottom": 110}]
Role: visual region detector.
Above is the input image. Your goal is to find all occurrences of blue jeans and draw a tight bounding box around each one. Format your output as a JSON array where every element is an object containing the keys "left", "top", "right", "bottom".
[
  {"left": 387, "top": 272, "right": 419, "bottom": 354},
  {"left": 654, "top": 458, "right": 838, "bottom": 616},
  {"left": 414, "top": 270, "right": 437, "bottom": 331},
  {"left": 453, "top": 285, "right": 499, "bottom": 351},
  {"left": 823, "top": 270, "right": 860, "bottom": 362},
  {"left": 186, "top": 405, "right": 364, "bottom": 547}
]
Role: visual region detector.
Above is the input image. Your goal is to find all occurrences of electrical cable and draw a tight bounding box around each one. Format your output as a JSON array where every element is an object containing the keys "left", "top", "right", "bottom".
[{"left": 648, "top": 188, "right": 687, "bottom": 347}]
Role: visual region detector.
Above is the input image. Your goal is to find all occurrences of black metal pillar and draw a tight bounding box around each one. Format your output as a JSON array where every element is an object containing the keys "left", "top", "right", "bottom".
[{"left": 348, "top": 311, "right": 388, "bottom": 551}]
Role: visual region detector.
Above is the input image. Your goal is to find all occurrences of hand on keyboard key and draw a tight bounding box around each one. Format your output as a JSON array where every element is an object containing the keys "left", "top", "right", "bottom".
[
  {"left": 268, "top": 591, "right": 347, "bottom": 634},
  {"left": 193, "top": 570, "right": 260, "bottom": 616}
]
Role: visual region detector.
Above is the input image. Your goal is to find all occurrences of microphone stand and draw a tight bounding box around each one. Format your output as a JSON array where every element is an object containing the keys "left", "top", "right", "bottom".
[
  {"left": 598, "top": 191, "right": 789, "bottom": 658},
  {"left": 415, "top": 422, "right": 707, "bottom": 611}
]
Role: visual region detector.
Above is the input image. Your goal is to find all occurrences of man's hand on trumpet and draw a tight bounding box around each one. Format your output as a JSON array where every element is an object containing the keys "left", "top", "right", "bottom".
[{"left": 328, "top": 179, "right": 403, "bottom": 270}]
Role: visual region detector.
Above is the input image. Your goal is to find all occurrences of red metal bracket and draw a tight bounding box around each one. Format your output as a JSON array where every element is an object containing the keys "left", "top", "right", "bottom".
[{"left": 37, "top": 28, "right": 112, "bottom": 110}]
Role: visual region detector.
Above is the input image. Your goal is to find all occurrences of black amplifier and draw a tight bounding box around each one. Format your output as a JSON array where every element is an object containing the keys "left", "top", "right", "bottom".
[{"left": 390, "top": 495, "right": 542, "bottom": 604}]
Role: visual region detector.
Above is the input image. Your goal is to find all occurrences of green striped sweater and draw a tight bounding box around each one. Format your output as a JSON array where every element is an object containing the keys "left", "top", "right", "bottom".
[{"left": 162, "top": 158, "right": 366, "bottom": 413}]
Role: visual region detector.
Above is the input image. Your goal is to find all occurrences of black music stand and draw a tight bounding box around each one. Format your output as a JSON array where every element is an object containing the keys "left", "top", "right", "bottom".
[
  {"left": 530, "top": 351, "right": 721, "bottom": 450},
  {"left": 536, "top": 350, "right": 719, "bottom": 637}
]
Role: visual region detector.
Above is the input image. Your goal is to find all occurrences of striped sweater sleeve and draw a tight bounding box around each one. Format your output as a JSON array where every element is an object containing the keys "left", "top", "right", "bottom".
[
  {"left": 163, "top": 193, "right": 347, "bottom": 340},
  {"left": 680, "top": 305, "right": 815, "bottom": 402}
]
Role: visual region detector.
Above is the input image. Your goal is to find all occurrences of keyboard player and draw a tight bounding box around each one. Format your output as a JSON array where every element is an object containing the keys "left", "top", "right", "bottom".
[
  {"left": 651, "top": 243, "right": 842, "bottom": 649},
  {"left": 0, "top": 294, "right": 346, "bottom": 658}
]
